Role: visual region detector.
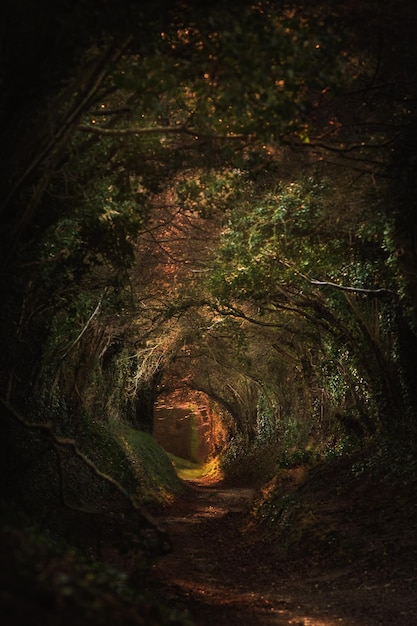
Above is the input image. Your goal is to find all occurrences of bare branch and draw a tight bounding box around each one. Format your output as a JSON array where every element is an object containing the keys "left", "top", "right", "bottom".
[
  {"left": 78, "top": 123, "right": 246, "bottom": 141},
  {"left": 79, "top": 123, "right": 198, "bottom": 137},
  {"left": 310, "top": 279, "right": 393, "bottom": 296},
  {"left": 281, "top": 259, "right": 394, "bottom": 297},
  {"left": 0, "top": 396, "right": 169, "bottom": 542},
  {"left": 1, "top": 39, "right": 132, "bottom": 220},
  {"left": 60, "top": 291, "right": 106, "bottom": 359}
]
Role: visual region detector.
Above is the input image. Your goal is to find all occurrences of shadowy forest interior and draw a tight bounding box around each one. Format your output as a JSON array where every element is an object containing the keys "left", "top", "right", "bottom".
[{"left": 1, "top": 1, "right": 417, "bottom": 624}]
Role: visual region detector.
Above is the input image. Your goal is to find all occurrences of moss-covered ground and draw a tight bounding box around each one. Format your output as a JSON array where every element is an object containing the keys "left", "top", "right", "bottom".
[{"left": 0, "top": 419, "right": 192, "bottom": 626}]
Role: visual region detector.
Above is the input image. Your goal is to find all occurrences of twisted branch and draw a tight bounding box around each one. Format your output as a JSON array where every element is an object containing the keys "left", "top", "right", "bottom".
[{"left": 0, "top": 397, "right": 170, "bottom": 551}]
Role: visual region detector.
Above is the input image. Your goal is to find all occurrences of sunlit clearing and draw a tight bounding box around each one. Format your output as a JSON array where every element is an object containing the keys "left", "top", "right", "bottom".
[{"left": 170, "top": 454, "right": 224, "bottom": 483}]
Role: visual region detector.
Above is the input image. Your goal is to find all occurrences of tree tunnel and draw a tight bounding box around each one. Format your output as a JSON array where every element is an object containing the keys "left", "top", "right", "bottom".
[
  {"left": 2, "top": 2, "right": 417, "bottom": 624},
  {"left": 153, "top": 389, "right": 227, "bottom": 464}
]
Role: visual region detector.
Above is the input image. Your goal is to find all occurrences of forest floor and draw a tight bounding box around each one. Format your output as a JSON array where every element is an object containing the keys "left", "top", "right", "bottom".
[{"left": 149, "top": 461, "right": 417, "bottom": 626}]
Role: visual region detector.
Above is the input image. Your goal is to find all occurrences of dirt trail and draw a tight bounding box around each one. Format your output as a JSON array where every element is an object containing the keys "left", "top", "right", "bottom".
[{"left": 149, "top": 477, "right": 417, "bottom": 626}]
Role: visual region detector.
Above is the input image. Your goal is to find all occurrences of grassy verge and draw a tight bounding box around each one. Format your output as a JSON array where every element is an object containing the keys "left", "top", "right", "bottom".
[{"left": 108, "top": 422, "right": 187, "bottom": 505}]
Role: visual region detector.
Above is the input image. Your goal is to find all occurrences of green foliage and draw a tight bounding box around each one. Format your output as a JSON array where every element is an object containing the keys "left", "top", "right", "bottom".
[
  {"left": 114, "top": 3, "right": 344, "bottom": 140},
  {"left": 208, "top": 164, "right": 413, "bottom": 436},
  {"left": 252, "top": 442, "right": 417, "bottom": 569},
  {"left": 219, "top": 435, "right": 280, "bottom": 486},
  {"left": 277, "top": 448, "right": 321, "bottom": 470},
  {"left": 252, "top": 464, "right": 361, "bottom": 564},
  {"left": 71, "top": 417, "right": 186, "bottom": 508},
  {"left": 108, "top": 422, "right": 185, "bottom": 505},
  {"left": 2, "top": 5, "right": 417, "bottom": 590},
  {"left": 176, "top": 169, "right": 243, "bottom": 218},
  {"left": 210, "top": 174, "right": 375, "bottom": 303},
  {"left": 255, "top": 489, "right": 304, "bottom": 534},
  {"left": 0, "top": 401, "right": 184, "bottom": 564},
  {"left": 0, "top": 519, "right": 192, "bottom": 626},
  {"left": 77, "top": 418, "right": 136, "bottom": 489}
]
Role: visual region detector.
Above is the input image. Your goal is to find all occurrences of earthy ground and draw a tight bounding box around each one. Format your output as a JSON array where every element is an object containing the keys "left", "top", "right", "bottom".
[{"left": 149, "top": 468, "right": 417, "bottom": 626}]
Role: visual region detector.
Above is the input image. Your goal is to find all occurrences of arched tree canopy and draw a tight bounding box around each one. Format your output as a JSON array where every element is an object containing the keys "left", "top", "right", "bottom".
[{"left": 1, "top": 0, "right": 417, "bottom": 535}]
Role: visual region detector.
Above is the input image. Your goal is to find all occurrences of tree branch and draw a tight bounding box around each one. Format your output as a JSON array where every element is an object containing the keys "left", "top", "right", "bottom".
[
  {"left": 0, "top": 397, "right": 170, "bottom": 548},
  {"left": 1, "top": 38, "right": 134, "bottom": 270},
  {"left": 60, "top": 291, "right": 106, "bottom": 359},
  {"left": 281, "top": 259, "right": 394, "bottom": 297},
  {"left": 78, "top": 123, "right": 246, "bottom": 141},
  {"left": 309, "top": 279, "right": 393, "bottom": 296}
]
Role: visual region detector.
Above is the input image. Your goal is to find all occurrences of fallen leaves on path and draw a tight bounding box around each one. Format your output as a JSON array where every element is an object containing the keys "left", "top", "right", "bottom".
[{"left": 149, "top": 472, "right": 417, "bottom": 626}]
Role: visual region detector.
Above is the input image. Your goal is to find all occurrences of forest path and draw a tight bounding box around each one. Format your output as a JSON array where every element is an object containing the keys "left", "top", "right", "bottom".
[
  {"left": 149, "top": 479, "right": 277, "bottom": 625},
  {"left": 148, "top": 475, "right": 415, "bottom": 626}
]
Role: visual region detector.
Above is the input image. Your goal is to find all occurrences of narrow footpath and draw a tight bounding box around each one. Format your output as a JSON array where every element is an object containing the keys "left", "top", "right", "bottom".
[{"left": 149, "top": 475, "right": 417, "bottom": 626}]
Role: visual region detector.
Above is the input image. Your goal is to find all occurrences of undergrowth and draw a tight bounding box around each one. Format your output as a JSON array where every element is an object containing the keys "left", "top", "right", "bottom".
[
  {"left": 0, "top": 508, "right": 193, "bottom": 626},
  {"left": 108, "top": 421, "right": 186, "bottom": 505},
  {"left": 251, "top": 441, "right": 417, "bottom": 568},
  {"left": 0, "top": 418, "right": 193, "bottom": 625}
]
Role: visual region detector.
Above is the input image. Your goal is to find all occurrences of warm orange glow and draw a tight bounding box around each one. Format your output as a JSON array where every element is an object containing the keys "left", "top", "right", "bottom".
[{"left": 154, "top": 389, "right": 228, "bottom": 466}]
